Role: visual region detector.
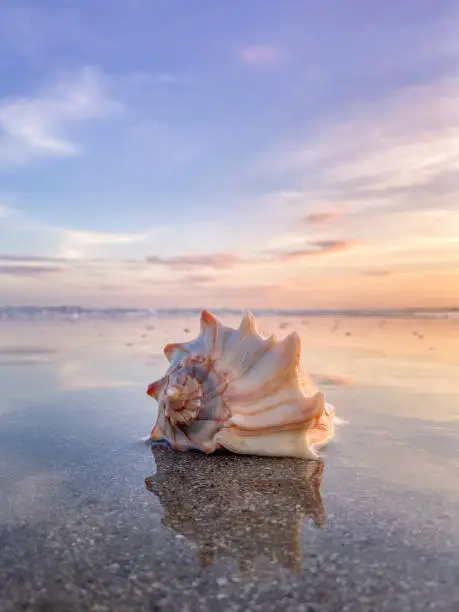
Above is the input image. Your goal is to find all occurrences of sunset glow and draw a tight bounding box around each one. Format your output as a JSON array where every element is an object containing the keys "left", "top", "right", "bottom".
[{"left": 1, "top": 1, "right": 458, "bottom": 310}]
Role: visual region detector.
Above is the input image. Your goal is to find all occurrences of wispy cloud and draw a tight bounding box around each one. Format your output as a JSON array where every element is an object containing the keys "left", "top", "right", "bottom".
[
  {"left": 0, "top": 253, "right": 65, "bottom": 263},
  {"left": 328, "top": 79, "right": 459, "bottom": 198},
  {"left": 278, "top": 191, "right": 305, "bottom": 202},
  {"left": 276, "top": 240, "right": 357, "bottom": 261},
  {"left": 1, "top": 238, "right": 355, "bottom": 274},
  {"left": 363, "top": 269, "right": 394, "bottom": 277},
  {"left": 99, "top": 284, "right": 125, "bottom": 292},
  {"left": 146, "top": 252, "right": 245, "bottom": 270},
  {"left": 57, "top": 229, "right": 147, "bottom": 259},
  {"left": 256, "top": 76, "right": 459, "bottom": 211},
  {"left": 239, "top": 44, "right": 287, "bottom": 68},
  {"left": 0, "top": 204, "right": 15, "bottom": 220},
  {"left": 0, "top": 66, "right": 120, "bottom": 166},
  {"left": 303, "top": 211, "right": 342, "bottom": 225},
  {"left": 0, "top": 264, "right": 65, "bottom": 276},
  {"left": 181, "top": 273, "right": 215, "bottom": 284}
]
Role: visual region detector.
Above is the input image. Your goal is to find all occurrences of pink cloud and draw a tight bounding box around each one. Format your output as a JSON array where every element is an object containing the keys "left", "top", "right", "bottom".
[
  {"left": 100, "top": 284, "right": 125, "bottom": 291},
  {"left": 239, "top": 44, "right": 287, "bottom": 67},
  {"left": 303, "top": 211, "right": 342, "bottom": 225},
  {"left": 182, "top": 274, "right": 215, "bottom": 284},
  {"left": 278, "top": 240, "right": 357, "bottom": 261},
  {"left": 145, "top": 242, "right": 357, "bottom": 272}
]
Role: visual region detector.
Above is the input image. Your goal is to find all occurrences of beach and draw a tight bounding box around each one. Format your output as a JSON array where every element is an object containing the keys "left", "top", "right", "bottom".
[{"left": 1, "top": 313, "right": 458, "bottom": 611}]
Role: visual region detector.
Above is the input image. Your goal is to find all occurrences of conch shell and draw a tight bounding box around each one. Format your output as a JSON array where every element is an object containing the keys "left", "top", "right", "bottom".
[{"left": 146, "top": 310, "right": 336, "bottom": 459}]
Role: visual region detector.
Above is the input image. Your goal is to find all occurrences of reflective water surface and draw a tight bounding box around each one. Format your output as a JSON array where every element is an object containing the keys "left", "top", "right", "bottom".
[
  {"left": 146, "top": 446, "right": 325, "bottom": 574},
  {"left": 1, "top": 315, "right": 459, "bottom": 610}
]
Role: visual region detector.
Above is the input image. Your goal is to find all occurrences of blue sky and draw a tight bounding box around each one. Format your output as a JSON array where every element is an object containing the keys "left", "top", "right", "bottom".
[{"left": 1, "top": 0, "right": 459, "bottom": 308}]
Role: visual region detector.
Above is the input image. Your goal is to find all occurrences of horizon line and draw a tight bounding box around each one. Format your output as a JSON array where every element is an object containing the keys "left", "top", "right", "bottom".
[{"left": 1, "top": 305, "right": 458, "bottom": 314}]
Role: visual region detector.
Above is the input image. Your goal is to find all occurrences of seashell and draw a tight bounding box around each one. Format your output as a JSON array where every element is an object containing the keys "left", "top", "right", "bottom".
[{"left": 146, "top": 310, "right": 337, "bottom": 459}]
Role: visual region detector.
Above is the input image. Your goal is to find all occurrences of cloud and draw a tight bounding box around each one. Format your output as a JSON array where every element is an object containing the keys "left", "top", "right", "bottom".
[
  {"left": 57, "top": 230, "right": 147, "bottom": 259},
  {"left": 276, "top": 240, "right": 357, "bottom": 261},
  {"left": 363, "top": 269, "right": 394, "bottom": 277},
  {"left": 0, "top": 265, "right": 64, "bottom": 276},
  {"left": 99, "top": 284, "right": 125, "bottom": 292},
  {"left": 0, "top": 66, "right": 120, "bottom": 166},
  {"left": 181, "top": 274, "right": 215, "bottom": 284},
  {"left": 255, "top": 76, "right": 459, "bottom": 212},
  {"left": 0, "top": 253, "right": 65, "bottom": 263},
  {"left": 0, "top": 249, "right": 242, "bottom": 271},
  {"left": 239, "top": 44, "right": 287, "bottom": 68},
  {"left": 147, "top": 240, "right": 358, "bottom": 271},
  {"left": 278, "top": 191, "right": 305, "bottom": 202},
  {"left": 146, "top": 252, "right": 244, "bottom": 270},
  {"left": 303, "top": 212, "right": 342, "bottom": 225},
  {"left": 0, "top": 205, "right": 15, "bottom": 220}
]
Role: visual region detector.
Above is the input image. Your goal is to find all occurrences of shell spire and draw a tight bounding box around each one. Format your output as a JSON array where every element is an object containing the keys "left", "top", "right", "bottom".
[
  {"left": 146, "top": 311, "right": 337, "bottom": 459},
  {"left": 239, "top": 309, "right": 257, "bottom": 334}
]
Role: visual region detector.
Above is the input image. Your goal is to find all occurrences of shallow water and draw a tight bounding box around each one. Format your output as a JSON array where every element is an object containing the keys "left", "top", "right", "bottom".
[{"left": 1, "top": 315, "right": 459, "bottom": 611}]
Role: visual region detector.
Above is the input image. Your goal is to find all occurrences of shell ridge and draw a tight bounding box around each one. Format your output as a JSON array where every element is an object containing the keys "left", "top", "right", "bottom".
[
  {"left": 224, "top": 344, "right": 301, "bottom": 405},
  {"left": 212, "top": 327, "right": 273, "bottom": 382},
  {"left": 225, "top": 331, "right": 301, "bottom": 395},
  {"left": 228, "top": 387, "right": 322, "bottom": 418},
  {"left": 222, "top": 334, "right": 277, "bottom": 383}
]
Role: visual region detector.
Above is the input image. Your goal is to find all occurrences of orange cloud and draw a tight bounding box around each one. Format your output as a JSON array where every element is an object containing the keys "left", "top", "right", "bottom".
[{"left": 363, "top": 269, "right": 394, "bottom": 277}]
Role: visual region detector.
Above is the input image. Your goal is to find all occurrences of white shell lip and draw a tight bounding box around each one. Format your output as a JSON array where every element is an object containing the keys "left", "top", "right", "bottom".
[{"left": 147, "top": 309, "right": 338, "bottom": 459}]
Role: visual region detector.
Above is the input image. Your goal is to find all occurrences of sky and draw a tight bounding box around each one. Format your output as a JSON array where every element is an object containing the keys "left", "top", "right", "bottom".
[{"left": 0, "top": 0, "right": 458, "bottom": 310}]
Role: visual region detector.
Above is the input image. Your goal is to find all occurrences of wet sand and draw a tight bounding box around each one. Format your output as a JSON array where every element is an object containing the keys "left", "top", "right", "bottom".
[{"left": 1, "top": 315, "right": 459, "bottom": 611}]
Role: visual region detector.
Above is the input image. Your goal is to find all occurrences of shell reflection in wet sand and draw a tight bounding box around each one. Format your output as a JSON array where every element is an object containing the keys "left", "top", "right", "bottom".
[{"left": 145, "top": 445, "right": 325, "bottom": 574}]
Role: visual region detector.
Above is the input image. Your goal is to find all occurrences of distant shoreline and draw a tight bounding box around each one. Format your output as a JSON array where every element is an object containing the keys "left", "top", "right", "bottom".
[{"left": 1, "top": 306, "right": 458, "bottom": 321}]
